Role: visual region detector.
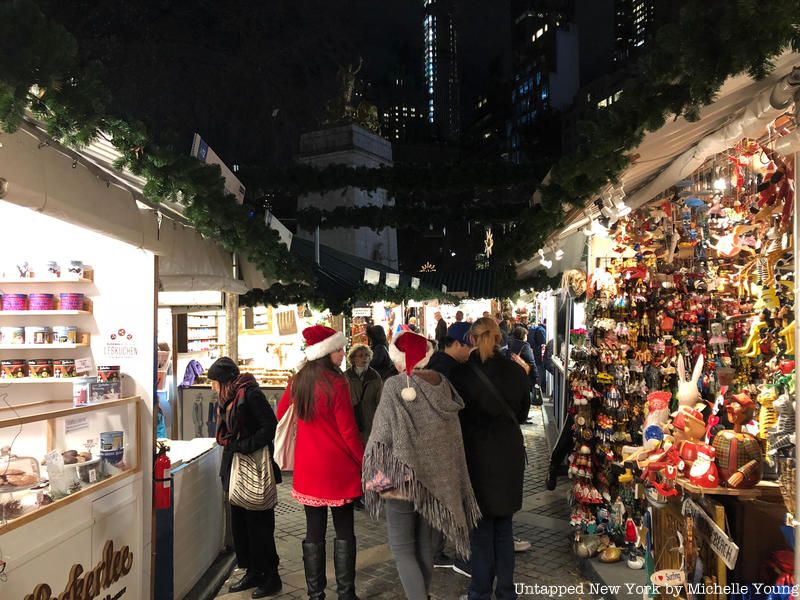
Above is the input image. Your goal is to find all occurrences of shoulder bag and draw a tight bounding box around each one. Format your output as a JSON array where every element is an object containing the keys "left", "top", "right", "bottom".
[
  {"left": 274, "top": 402, "right": 298, "bottom": 471},
  {"left": 229, "top": 445, "right": 278, "bottom": 510}
]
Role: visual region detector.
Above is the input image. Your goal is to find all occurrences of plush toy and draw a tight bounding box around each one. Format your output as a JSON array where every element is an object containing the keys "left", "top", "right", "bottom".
[
  {"left": 676, "top": 353, "right": 704, "bottom": 409},
  {"left": 712, "top": 392, "right": 763, "bottom": 488}
]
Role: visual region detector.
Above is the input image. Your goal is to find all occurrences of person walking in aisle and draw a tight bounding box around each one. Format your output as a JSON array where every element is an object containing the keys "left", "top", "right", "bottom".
[
  {"left": 363, "top": 331, "right": 481, "bottom": 600},
  {"left": 433, "top": 311, "right": 448, "bottom": 348},
  {"left": 277, "top": 326, "right": 365, "bottom": 600},
  {"left": 210, "top": 357, "right": 282, "bottom": 598},
  {"left": 366, "top": 324, "right": 399, "bottom": 380},
  {"left": 449, "top": 318, "right": 530, "bottom": 600},
  {"left": 345, "top": 343, "right": 383, "bottom": 443}
]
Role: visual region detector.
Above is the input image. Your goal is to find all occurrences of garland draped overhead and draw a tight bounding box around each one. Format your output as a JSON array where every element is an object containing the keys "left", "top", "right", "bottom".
[{"left": 1, "top": 0, "right": 798, "bottom": 303}]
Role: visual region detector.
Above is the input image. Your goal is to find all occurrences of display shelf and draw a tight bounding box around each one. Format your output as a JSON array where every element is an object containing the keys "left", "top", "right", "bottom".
[
  {"left": 0, "top": 395, "right": 138, "bottom": 426},
  {"left": 187, "top": 336, "right": 218, "bottom": 341},
  {"left": 0, "top": 276, "right": 93, "bottom": 284},
  {"left": 0, "top": 310, "right": 92, "bottom": 316},
  {"left": 676, "top": 477, "right": 782, "bottom": 498},
  {"left": 0, "top": 377, "right": 84, "bottom": 384},
  {"left": 0, "top": 343, "right": 89, "bottom": 349}
]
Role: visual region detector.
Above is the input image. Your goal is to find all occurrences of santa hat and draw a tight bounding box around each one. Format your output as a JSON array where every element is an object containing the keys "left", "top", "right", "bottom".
[
  {"left": 303, "top": 325, "right": 346, "bottom": 362},
  {"left": 389, "top": 331, "right": 434, "bottom": 401}
]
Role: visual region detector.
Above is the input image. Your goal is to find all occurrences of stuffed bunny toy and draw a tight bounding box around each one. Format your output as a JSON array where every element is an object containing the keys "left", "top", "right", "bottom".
[{"left": 676, "top": 353, "right": 703, "bottom": 409}]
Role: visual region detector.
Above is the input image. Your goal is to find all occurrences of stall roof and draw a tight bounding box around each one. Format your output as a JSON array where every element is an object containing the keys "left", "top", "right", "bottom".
[
  {"left": 2, "top": 122, "right": 247, "bottom": 293},
  {"left": 418, "top": 270, "right": 497, "bottom": 299},
  {"left": 517, "top": 50, "right": 800, "bottom": 279}
]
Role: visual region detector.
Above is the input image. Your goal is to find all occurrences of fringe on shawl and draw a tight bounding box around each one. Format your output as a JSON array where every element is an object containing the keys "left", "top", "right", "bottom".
[{"left": 362, "top": 441, "right": 482, "bottom": 559}]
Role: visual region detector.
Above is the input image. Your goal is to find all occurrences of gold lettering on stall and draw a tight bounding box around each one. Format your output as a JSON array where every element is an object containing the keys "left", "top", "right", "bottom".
[{"left": 23, "top": 540, "right": 133, "bottom": 600}]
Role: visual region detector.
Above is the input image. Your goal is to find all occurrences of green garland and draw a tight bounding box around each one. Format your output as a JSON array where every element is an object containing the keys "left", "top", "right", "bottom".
[
  {"left": 0, "top": 0, "right": 307, "bottom": 285},
  {"left": 241, "top": 281, "right": 461, "bottom": 316}
]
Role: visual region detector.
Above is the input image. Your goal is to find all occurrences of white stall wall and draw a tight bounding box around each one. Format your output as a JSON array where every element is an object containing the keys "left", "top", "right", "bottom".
[{"left": 0, "top": 201, "right": 155, "bottom": 598}]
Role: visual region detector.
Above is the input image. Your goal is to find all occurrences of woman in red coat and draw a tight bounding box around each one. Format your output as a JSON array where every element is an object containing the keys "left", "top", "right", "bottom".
[{"left": 277, "top": 325, "right": 365, "bottom": 600}]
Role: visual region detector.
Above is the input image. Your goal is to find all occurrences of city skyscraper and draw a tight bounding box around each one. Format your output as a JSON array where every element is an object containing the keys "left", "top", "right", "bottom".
[{"left": 423, "top": 0, "right": 460, "bottom": 141}]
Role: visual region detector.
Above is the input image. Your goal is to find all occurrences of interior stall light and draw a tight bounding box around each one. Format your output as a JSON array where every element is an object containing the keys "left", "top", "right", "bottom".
[
  {"left": 537, "top": 248, "right": 553, "bottom": 269},
  {"left": 713, "top": 177, "right": 727, "bottom": 191},
  {"left": 554, "top": 248, "right": 565, "bottom": 260},
  {"left": 591, "top": 219, "right": 610, "bottom": 236}
]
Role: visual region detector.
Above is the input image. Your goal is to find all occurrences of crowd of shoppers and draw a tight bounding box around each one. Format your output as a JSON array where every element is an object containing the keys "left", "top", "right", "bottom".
[{"left": 211, "top": 312, "right": 537, "bottom": 600}]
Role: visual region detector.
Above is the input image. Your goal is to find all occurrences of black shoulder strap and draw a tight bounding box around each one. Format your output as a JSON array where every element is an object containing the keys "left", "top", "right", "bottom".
[{"left": 468, "top": 361, "right": 518, "bottom": 423}]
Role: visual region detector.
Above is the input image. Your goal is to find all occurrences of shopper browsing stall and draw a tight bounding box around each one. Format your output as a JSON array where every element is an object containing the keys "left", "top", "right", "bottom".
[
  {"left": 277, "top": 326, "right": 365, "bottom": 600},
  {"left": 210, "top": 357, "right": 282, "bottom": 598},
  {"left": 345, "top": 343, "right": 383, "bottom": 442},
  {"left": 363, "top": 331, "right": 480, "bottom": 600}
]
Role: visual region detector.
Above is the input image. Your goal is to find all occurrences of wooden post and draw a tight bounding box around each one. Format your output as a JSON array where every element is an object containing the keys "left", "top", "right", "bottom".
[{"left": 225, "top": 292, "right": 238, "bottom": 362}]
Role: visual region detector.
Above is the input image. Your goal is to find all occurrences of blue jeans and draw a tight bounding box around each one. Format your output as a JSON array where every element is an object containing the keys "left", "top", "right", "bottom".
[{"left": 468, "top": 516, "right": 516, "bottom": 600}]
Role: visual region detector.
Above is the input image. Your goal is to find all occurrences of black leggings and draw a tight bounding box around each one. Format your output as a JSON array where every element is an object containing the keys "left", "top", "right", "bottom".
[{"left": 305, "top": 504, "right": 355, "bottom": 543}]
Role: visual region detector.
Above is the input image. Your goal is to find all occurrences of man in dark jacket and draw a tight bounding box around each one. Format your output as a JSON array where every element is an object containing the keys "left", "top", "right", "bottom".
[
  {"left": 434, "top": 311, "right": 448, "bottom": 348},
  {"left": 425, "top": 335, "right": 472, "bottom": 568},
  {"left": 426, "top": 336, "right": 470, "bottom": 379},
  {"left": 528, "top": 322, "right": 547, "bottom": 390},
  {"left": 446, "top": 310, "right": 471, "bottom": 344}
]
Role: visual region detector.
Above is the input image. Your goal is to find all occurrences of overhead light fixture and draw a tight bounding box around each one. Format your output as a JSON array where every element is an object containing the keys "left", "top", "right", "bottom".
[
  {"left": 713, "top": 177, "right": 727, "bottom": 191},
  {"left": 537, "top": 248, "right": 553, "bottom": 269},
  {"left": 554, "top": 248, "right": 564, "bottom": 260}
]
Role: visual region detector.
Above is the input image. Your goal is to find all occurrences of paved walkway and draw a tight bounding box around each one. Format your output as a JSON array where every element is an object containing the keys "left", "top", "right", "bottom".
[{"left": 215, "top": 406, "right": 583, "bottom": 600}]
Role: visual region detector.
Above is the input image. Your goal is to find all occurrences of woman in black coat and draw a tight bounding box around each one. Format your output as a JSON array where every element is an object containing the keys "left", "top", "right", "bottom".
[
  {"left": 449, "top": 318, "right": 530, "bottom": 600},
  {"left": 366, "top": 325, "right": 398, "bottom": 380},
  {"left": 210, "top": 357, "right": 282, "bottom": 598}
]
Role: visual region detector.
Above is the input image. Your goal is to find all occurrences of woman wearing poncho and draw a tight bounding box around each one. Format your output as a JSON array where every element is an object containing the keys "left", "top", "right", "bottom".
[{"left": 363, "top": 331, "right": 481, "bottom": 600}]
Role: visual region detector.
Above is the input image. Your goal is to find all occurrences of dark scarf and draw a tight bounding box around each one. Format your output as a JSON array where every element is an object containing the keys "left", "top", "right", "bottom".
[{"left": 215, "top": 373, "right": 258, "bottom": 446}]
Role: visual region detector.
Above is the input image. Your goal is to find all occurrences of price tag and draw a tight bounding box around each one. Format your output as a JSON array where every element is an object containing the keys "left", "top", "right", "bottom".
[
  {"left": 88, "top": 469, "right": 97, "bottom": 483},
  {"left": 74, "top": 358, "right": 93, "bottom": 375}
]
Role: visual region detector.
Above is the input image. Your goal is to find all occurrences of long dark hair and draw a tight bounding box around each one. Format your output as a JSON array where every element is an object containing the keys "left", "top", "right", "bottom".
[{"left": 291, "top": 355, "right": 342, "bottom": 420}]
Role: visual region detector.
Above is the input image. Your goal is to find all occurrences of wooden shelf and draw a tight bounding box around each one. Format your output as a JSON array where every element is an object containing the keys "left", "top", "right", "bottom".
[
  {"left": 0, "top": 310, "right": 92, "bottom": 316},
  {"left": 676, "top": 477, "right": 782, "bottom": 498},
  {"left": 0, "top": 276, "right": 92, "bottom": 284},
  {"left": 0, "top": 343, "right": 89, "bottom": 349},
  {"left": 0, "top": 377, "right": 85, "bottom": 384}
]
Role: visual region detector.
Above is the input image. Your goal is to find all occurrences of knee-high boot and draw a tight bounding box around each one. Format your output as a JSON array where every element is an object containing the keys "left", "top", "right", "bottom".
[
  {"left": 302, "top": 541, "right": 327, "bottom": 600},
  {"left": 333, "top": 538, "right": 359, "bottom": 600}
]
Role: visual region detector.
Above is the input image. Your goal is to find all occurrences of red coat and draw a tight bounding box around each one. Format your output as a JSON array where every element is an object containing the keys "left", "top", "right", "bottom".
[{"left": 277, "top": 371, "right": 365, "bottom": 501}]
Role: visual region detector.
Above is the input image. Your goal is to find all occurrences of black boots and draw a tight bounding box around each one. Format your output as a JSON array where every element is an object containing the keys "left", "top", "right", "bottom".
[
  {"left": 302, "top": 538, "right": 359, "bottom": 600},
  {"left": 252, "top": 567, "right": 282, "bottom": 598},
  {"left": 302, "top": 541, "right": 327, "bottom": 600},
  {"left": 334, "top": 538, "right": 358, "bottom": 600},
  {"left": 229, "top": 570, "right": 260, "bottom": 593}
]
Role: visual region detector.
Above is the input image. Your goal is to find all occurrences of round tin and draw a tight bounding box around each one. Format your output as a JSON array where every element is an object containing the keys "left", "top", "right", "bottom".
[
  {"left": 24, "top": 326, "right": 51, "bottom": 345},
  {"left": 100, "top": 431, "right": 124, "bottom": 464},
  {"left": 0, "top": 327, "right": 24, "bottom": 344},
  {"left": 27, "top": 359, "right": 53, "bottom": 378},
  {"left": 28, "top": 294, "right": 55, "bottom": 311},
  {"left": 51, "top": 326, "right": 78, "bottom": 344},
  {"left": 1, "top": 359, "right": 26, "bottom": 379},
  {"left": 59, "top": 293, "right": 85, "bottom": 311},
  {"left": 2, "top": 294, "right": 27, "bottom": 311}
]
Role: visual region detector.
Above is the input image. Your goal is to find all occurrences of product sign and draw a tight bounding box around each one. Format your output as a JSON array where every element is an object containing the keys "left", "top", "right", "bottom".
[
  {"left": 103, "top": 328, "right": 138, "bottom": 359},
  {"left": 651, "top": 569, "right": 686, "bottom": 588},
  {"left": 23, "top": 539, "right": 133, "bottom": 600},
  {"left": 352, "top": 308, "right": 371, "bottom": 317},
  {"left": 682, "top": 498, "right": 739, "bottom": 569}
]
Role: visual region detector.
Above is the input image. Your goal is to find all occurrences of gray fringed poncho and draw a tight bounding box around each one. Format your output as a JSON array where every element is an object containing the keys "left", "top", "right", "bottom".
[{"left": 363, "top": 371, "right": 481, "bottom": 558}]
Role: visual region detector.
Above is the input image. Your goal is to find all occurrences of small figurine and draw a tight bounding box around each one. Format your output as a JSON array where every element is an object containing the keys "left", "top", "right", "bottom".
[
  {"left": 669, "top": 406, "right": 709, "bottom": 469},
  {"left": 688, "top": 447, "right": 720, "bottom": 488},
  {"left": 611, "top": 496, "right": 625, "bottom": 531},
  {"left": 625, "top": 515, "right": 640, "bottom": 550},
  {"left": 712, "top": 392, "right": 763, "bottom": 488},
  {"left": 676, "top": 353, "right": 704, "bottom": 410}
]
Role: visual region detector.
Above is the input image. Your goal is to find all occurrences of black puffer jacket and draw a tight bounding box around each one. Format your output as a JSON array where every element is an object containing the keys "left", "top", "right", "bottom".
[
  {"left": 219, "top": 385, "right": 282, "bottom": 492},
  {"left": 450, "top": 352, "right": 530, "bottom": 517}
]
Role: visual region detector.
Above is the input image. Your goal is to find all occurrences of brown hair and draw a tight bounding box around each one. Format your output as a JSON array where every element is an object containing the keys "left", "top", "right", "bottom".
[
  {"left": 291, "top": 355, "right": 342, "bottom": 421},
  {"left": 470, "top": 317, "right": 503, "bottom": 362}
]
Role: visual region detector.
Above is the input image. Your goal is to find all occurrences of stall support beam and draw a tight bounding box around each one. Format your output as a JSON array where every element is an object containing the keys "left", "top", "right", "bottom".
[{"left": 225, "top": 292, "right": 238, "bottom": 362}]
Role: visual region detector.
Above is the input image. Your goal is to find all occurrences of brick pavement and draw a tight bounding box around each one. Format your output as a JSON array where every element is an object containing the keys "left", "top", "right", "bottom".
[{"left": 215, "top": 406, "right": 584, "bottom": 600}]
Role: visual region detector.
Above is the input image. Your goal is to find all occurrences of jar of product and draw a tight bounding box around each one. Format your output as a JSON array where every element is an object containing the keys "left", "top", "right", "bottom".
[
  {"left": 27, "top": 359, "right": 53, "bottom": 378},
  {"left": 51, "top": 326, "right": 78, "bottom": 344},
  {"left": 53, "top": 359, "right": 76, "bottom": 378},
  {"left": 59, "top": 293, "right": 85, "bottom": 311},
  {"left": 1, "top": 359, "right": 27, "bottom": 379},
  {"left": 28, "top": 294, "right": 55, "bottom": 311},
  {"left": 24, "top": 326, "right": 51, "bottom": 345},
  {"left": 0, "top": 327, "right": 24, "bottom": 344},
  {"left": 2, "top": 294, "right": 27, "bottom": 311}
]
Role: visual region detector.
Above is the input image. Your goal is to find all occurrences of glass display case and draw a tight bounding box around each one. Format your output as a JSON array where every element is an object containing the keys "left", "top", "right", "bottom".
[{"left": 0, "top": 396, "right": 140, "bottom": 532}]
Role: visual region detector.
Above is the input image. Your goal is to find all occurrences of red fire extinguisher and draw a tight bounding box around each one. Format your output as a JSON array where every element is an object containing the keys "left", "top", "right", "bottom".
[{"left": 154, "top": 441, "right": 171, "bottom": 510}]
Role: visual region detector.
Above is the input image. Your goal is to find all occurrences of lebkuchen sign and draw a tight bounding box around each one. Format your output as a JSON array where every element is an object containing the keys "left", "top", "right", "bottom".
[{"left": 23, "top": 540, "right": 133, "bottom": 600}]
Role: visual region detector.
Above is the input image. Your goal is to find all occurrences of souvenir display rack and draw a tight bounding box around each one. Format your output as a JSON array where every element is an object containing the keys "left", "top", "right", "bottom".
[{"left": 566, "top": 135, "right": 797, "bottom": 592}]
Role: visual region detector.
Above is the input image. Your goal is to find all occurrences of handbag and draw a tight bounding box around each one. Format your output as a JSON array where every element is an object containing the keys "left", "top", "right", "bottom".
[
  {"left": 229, "top": 445, "right": 278, "bottom": 511},
  {"left": 274, "top": 402, "right": 298, "bottom": 471}
]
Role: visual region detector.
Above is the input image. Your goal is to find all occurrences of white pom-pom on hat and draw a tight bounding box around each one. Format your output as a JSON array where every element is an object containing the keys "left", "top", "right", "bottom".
[{"left": 389, "top": 331, "right": 434, "bottom": 402}]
